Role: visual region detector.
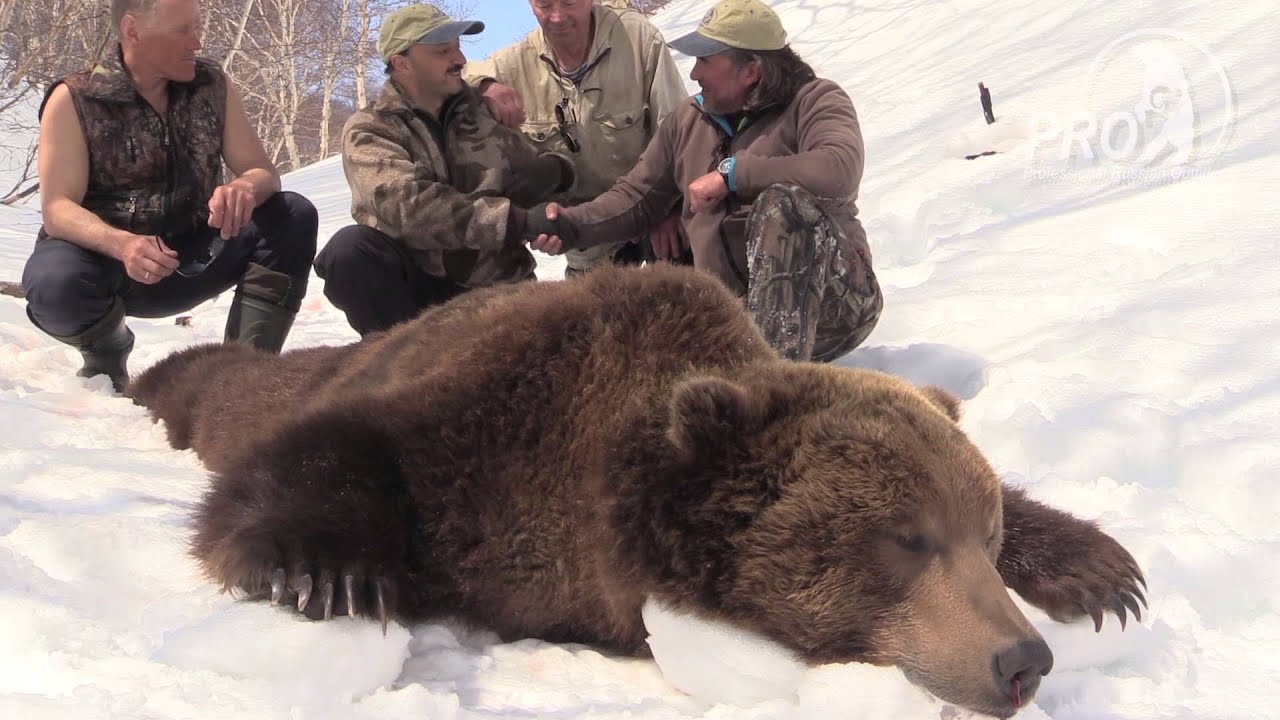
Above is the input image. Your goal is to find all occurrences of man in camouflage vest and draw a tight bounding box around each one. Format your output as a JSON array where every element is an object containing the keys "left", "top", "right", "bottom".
[
  {"left": 22, "top": 0, "right": 319, "bottom": 392},
  {"left": 464, "top": 0, "right": 688, "bottom": 276},
  {"left": 314, "top": 5, "right": 574, "bottom": 336},
  {"left": 526, "top": 0, "right": 883, "bottom": 363}
]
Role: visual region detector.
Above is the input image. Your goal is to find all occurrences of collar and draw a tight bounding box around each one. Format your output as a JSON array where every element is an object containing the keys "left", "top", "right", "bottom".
[
  {"left": 81, "top": 43, "right": 214, "bottom": 103},
  {"left": 694, "top": 94, "right": 755, "bottom": 137},
  {"left": 533, "top": 5, "right": 620, "bottom": 82},
  {"left": 377, "top": 79, "right": 472, "bottom": 126}
]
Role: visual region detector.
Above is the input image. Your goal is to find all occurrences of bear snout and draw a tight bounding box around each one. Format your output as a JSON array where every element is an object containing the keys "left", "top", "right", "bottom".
[{"left": 993, "top": 638, "right": 1053, "bottom": 709}]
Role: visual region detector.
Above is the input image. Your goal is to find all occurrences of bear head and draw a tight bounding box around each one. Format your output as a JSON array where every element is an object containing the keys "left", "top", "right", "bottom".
[{"left": 605, "top": 364, "right": 1050, "bottom": 718}]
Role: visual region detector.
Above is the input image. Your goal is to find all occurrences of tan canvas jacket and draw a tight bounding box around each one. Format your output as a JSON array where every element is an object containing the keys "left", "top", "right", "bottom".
[{"left": 465, "top": 3, "right": 687, "bottom": 269}]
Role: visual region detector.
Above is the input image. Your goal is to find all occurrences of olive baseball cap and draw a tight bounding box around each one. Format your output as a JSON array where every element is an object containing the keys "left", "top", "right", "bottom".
[
  {"left": 377, "top": 4, "right": 485, "bottom": 62},
  {"left": 669, "top": 0, "right": 788, "bottom": 57}
]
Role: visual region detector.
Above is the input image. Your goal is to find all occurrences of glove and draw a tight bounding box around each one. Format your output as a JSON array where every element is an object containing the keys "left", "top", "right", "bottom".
[{"left": 525, "top": 202, "right": 580, "bottom": 249}]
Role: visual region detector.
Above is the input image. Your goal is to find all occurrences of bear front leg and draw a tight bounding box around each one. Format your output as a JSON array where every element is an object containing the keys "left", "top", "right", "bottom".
[
  {"left": 190, "top": 409, "right": 414, "bottom": 633},
  {"left": 997, "top": 485, "right": 1147, "bottom": 631}
]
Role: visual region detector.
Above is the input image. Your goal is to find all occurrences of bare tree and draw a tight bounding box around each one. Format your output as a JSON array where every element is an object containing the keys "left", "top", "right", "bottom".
[
  {"left": 318, "top": 0, "right": 352, "bottom": 158},
  {"left": 0, "top": 0, "right": 113, "bottom": 203},
  {"left": 623, "top": 0, "right": 676, "bottom": 14},
  {"left": 219, "top": 0, "right": 256, "bottom": 73}
]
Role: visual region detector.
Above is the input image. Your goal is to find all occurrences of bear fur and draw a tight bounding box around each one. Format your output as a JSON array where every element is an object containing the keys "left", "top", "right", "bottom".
[{"left": 129, "top": 264, "right": 1146, "bottom": 718}]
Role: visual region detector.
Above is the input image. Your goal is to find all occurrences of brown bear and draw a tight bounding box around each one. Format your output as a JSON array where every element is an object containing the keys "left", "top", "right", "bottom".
[{"left": 128, "top": 264, "right": 1146, "bottom": 719}]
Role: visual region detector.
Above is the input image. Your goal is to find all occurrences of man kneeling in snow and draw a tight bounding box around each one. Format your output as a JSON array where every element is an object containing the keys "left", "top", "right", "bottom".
[
  {"left": 312, "top": 5, "right": 575, "bottom": 337},
  {"left": 525, "top": 0, "right": 883, "bottom": 363}
]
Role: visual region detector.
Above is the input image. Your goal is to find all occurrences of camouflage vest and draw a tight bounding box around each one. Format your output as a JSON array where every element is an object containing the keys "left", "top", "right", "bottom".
[{"left": 39, "top": 44, "right": 227, "bottom": 243}]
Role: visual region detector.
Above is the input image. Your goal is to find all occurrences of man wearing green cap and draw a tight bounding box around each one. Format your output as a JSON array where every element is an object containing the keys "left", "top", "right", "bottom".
[
  {"left": 463, "top": 0, "right": 688, "bottom": 277},
  {"left": 314, "top": 4, "right": 574, "bottom": 336},
  {"left": 526, "top": 0, "right": 883, "bottom": 363}
]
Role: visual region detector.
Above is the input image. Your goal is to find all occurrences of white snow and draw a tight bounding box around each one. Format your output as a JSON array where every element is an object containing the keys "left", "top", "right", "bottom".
[{"left": 1, "top": 0, "right": 1278, "bottom": 718}]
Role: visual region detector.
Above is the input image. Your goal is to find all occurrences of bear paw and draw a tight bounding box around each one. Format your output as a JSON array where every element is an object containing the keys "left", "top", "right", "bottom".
[
  {"left": 998, "top": 485, "right": 1148, "bottom": 632},
  {"left": 198, "top": 504, "right": 409, "bottom": 634},
  {"left": 191, "top": 411, "right": 413, "bottom": 634},
  {"left": 1027, "top": 532, "right": 1147, "bottom": 632}
]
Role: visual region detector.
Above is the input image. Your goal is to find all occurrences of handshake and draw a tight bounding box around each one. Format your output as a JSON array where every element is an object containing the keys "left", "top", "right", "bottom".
[{"left": 519, "top": 202, "right": 578, "bottom": 255}]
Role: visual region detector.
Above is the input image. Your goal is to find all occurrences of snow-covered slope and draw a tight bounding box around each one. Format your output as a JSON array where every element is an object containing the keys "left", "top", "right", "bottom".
[{"left": 1, "top": 0, "right": 1277, "bottom": 718}]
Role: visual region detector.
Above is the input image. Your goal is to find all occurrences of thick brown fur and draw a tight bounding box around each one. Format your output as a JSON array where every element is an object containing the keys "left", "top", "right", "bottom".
[{"left": 130, "top": 264, "right": 1145, "bottom": 718}]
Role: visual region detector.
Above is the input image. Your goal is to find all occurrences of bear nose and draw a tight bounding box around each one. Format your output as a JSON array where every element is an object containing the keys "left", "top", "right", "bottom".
[{"left": 993, "top": 639, "right": 1054, "bottom": 706}]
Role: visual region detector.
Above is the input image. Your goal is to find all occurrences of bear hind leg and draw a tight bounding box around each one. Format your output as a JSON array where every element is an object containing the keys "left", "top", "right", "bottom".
[{"left": 191, "top": 409, "right": 414, "bottom": 632}]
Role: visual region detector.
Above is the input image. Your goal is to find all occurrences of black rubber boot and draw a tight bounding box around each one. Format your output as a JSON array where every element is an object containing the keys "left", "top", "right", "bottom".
[
  {"left": 224, "top": 292, "right": 296, "bottom": 353},
  {"left": 32, "top": 299, "right": 134, "bottom": 393},
  {"left": 224, "top": 262, "right": 302, "bottom": 353}
]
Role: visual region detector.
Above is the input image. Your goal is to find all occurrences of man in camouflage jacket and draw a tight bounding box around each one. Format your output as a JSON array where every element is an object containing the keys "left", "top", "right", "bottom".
[{"left": 314, "top": 5, "right": 574, "bottom": 336}]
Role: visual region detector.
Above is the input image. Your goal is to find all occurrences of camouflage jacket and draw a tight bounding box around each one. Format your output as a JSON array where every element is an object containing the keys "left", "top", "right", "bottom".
[
  {"left": 342, "top": 81, "right": 570, "bottom": 288},
  {"left": 38, "top": 44, "right": 227, "bottom": 244},
  {"left": 463, "top": 2, "right": 687, "bottom": 270}
]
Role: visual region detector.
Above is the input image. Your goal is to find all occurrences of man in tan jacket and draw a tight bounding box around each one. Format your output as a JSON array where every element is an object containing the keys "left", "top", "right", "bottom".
[
  {"left": 527, "top": 0, "right": 883, "bottom": 363},
  {"left": 464, "top": 0, "right": 687, "bottom": 275},
  {"left": 314, "top": 5, "right": 572, "bottom": 336}
]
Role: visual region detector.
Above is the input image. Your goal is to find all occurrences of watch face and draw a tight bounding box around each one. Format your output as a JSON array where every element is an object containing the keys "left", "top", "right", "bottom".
[{"left": 718, "top": 158, "right": 732, "bottom": 174}]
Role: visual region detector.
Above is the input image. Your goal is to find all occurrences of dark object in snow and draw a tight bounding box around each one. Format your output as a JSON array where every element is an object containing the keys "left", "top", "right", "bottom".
[
  {"left": 129, "top": 264, "right": 1148, "bottom": 720},
  {"left": 176, "top": 316, "right": 193, "bottom": 327},
  {"left": 979, "top": 82, "right": 996, "bottom": 125},
  {"left": 965, "top": 150, "right": 999, "bottom": 160},
  {"left": 0, "top": 280, "right": 25, "bottom": 298}
]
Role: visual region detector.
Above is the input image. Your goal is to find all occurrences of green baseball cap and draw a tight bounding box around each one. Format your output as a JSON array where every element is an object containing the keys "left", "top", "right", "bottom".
[
  {"left": 377, "top": 4, "right": 485, "bottom": 63},
  {"left": 669, "top": 0, "right": 788, "bottom": 57}
]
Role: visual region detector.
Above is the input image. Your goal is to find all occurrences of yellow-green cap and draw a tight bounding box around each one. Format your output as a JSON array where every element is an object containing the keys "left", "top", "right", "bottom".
[
  {"left": 377, "top": 4, "right": 484, "bottom": 63},
  {"left": 669, "top": 0, "right": 787, "bottom": 57}
]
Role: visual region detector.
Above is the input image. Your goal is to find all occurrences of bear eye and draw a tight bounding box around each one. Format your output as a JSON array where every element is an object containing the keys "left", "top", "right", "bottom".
[{"left": 895, "top": 533, "right": 931, "bottom": 554}]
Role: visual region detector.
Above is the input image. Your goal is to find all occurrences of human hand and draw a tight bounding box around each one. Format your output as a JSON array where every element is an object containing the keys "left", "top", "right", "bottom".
[
  {"left": 480, "top": 80, "right": 526, "bottom": 128},
  {"left": 528, "top": 202, "right": 566, "bottom": 255},
  {"left": 208, "top": 181, "right": 256, "bottom": 239},
  {"left": 648, "top": 212, "right": 685, "bottom": 260},
  {"left": 119, "top": 232, "right": 179, "bottom": 284},
  {"left": 687, "top": 171, "right": 729, "bottom": 215}
]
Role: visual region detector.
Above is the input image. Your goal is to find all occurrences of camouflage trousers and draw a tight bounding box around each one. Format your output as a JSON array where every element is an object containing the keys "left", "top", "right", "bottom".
[{"left": 746, "top": 184, "right": 883, "bottom": 363}]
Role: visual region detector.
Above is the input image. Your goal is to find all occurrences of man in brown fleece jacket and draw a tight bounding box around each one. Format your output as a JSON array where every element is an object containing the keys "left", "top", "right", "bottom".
[{"left": 526, "top": 0, "right": 882, "bottom": 362}]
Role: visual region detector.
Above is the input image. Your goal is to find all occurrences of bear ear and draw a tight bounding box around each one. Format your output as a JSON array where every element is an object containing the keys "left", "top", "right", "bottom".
[
  {"left": 667, "top": 376, "right": 761, "bottom": 460},
  {"left": 919, "top": 385, "right": 962, "bottom": 422}
]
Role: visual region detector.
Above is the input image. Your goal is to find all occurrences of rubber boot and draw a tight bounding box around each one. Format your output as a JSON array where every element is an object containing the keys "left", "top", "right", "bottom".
[
  {"left": 224, "top": 292, "right": 296, "bottom": 353},
  {"left": 32, "top": 299, "right": 134, "bottom": 393},
  {"left": 224, "top": 262, "right": 302, "bottom": 353}
]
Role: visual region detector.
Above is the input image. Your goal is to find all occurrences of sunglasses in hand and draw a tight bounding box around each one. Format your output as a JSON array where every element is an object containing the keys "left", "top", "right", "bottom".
[{"left": 154, "top": 229, "right": 226, "bottom": 278}]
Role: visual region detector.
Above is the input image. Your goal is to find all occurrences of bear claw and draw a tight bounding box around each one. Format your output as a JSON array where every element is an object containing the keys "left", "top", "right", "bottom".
[
  {"left": 320, "top": 581, "right": 334, "bottom": 621},
  {"left": 1088, "top": 605, "right": 1104, "bottom": 632},
  {"left": 295, "top": 573, "right": 313, "bottom": 613},
  {"left": 344, "top": 573, "right": 358, "bottom": 617},
  {"left": 270, "top": 568, "right": 286, "bottom": 606}
]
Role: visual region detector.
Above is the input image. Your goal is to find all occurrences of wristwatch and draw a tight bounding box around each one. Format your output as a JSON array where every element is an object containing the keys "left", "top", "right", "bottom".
[{"left": 717, "top": 157, "right": 734, "bottom": 190}]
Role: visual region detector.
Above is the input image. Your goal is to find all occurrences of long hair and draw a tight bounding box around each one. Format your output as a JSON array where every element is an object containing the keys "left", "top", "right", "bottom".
[{"left": 726, "top": 46, "right": 816, "bottom": 113}]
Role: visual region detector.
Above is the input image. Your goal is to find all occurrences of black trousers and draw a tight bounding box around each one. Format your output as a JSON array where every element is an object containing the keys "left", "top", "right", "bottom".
[
  {"left": 23, "top": 191, "right": 318, "bottom": 337},
  {"left": 313, "top": 224, "right": 467, "bottom": 336}
]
